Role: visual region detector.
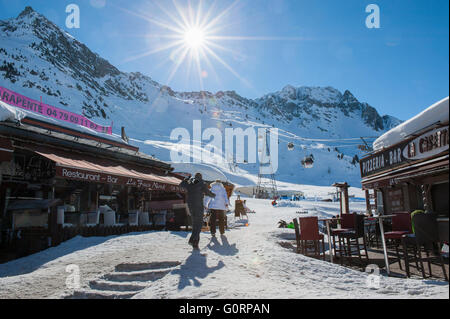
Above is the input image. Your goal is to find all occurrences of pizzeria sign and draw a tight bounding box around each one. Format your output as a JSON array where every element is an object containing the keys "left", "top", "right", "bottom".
[{"left": 361, "top": 125, "right": 449, "bottom": 178}]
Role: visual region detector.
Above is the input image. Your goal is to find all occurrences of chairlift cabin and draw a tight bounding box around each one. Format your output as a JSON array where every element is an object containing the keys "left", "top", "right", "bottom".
[
  {"left": 287, "top": 142, "right": 294, "bottom": 151},
  {"left": 301, "top": 155, "right": 314, "bottom": 168}
]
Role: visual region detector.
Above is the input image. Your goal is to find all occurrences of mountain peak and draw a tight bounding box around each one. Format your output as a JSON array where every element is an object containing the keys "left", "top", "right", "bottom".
[
  {"left": 280, "top": 85, "right": 297, "bottom": 99},
  {"left": 18, "top": 6, "right": 35, "bottom": 19},
  {"left": 343, "top": 89, "right": 354, "bottom": 97},
  {"left": 282, "top": 84, "right": 296, "bottom": 92},
  {"left": 342, "top": 89, "right": 358, "bottom": 103}
]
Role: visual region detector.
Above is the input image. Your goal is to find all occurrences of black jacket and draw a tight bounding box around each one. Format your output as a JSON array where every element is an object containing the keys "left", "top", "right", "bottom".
[{"left": 179, "top": 177, "right": 216, "bottom": 216}]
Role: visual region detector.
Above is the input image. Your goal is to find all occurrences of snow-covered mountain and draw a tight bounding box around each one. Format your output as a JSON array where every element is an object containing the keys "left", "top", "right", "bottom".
[{"left": 0, "top": 7, "right": 402, "bottom": 188}]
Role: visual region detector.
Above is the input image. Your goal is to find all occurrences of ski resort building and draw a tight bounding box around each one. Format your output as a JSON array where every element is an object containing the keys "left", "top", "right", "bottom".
[
  {"left": 0, "top": 99, "right": 186, "bottom": 262},
  {"left": 360, "top": 97, "right": 449, "bottom": 225}
]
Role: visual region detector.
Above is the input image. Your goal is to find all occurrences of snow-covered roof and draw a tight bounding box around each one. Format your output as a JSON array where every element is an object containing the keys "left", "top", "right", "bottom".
[
  {"left": 373, "top": 96, "right": 449, "bottom": 151},
  {"left": 170, "top": 163, "right": 228, "bottom": 182},
  {"left": 1, "top": 100, "right": 170, "bottom": 169},
  {"left": 0, "top": 100, "right": 26, "bottom": 122}
]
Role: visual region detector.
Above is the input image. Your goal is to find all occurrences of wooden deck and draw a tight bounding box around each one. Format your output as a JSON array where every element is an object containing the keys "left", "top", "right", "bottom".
[
  {"left": 279, "top": 239, "right": 449, "bottom": 281},
  {"left": 328, "top": 246, "right": 449, "bottom": 280}
]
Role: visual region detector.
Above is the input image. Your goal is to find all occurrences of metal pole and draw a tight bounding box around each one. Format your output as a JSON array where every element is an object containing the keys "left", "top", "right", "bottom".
[
  {"left": 326, "top": 220, "right": 333, "bottom": 263},
  {"left": 378, "top": 217, "right": 390, "bottom": 275}
]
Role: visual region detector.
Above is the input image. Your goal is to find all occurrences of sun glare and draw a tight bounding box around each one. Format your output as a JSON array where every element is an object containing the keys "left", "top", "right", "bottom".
[
  {"left": 184, "top": 27, "right": 206, "bottom": 49},
  {"left": 119, "top": 0, "right": 302, "bottom": 90}
]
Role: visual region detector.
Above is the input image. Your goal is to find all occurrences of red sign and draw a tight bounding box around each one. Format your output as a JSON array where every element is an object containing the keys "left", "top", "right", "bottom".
[{"left": 0, "top": 86, "right": 113, "bottom": 135}]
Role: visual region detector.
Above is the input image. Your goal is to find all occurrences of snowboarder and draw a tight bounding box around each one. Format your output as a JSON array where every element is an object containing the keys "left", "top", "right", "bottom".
[
  {"left": 179, "top": 173, "right": 216, "bottom": 250},
  {"left": 206, "top": 180, "right": 229, "bottom": 236}
]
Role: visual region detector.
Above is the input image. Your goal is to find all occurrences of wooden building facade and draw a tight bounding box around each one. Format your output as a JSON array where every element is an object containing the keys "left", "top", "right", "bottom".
[
  {"left": 0, "top": 116, "right": 185, "bottom": 261},
  {"left": 360, "top": 120, "right": 448, "bottom": 218}
]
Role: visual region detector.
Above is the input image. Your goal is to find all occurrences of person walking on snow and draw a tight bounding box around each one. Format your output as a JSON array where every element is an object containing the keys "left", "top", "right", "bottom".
[
  {"left": 206, "top": 180, "right": 229, "bottom": 237},
  {"left": 179, "top": 173, "right": 216, "bottom": 250}
]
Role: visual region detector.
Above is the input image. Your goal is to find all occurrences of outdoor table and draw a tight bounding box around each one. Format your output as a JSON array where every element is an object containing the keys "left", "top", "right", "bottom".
[
  {"left": 319, "top": 218, "right": 340, "bottom": 263},
  {"left": 365, "top": 214, "right": 396, "bottom": 275}
]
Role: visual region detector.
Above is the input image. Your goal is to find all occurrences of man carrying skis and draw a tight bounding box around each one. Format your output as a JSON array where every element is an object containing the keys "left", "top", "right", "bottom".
[{"left": 179, "top": 173, "right": 216, "bottom": 250}]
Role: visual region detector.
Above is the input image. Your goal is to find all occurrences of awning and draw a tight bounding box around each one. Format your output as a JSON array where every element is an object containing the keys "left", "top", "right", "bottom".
[
  {"left": 33, "top": 147, "right": 185, "bottom": 193},
  {"left": 362, "top": 155, "right": 449, "bottom": 189},
  {"left": 394, "top": 167, "right": 448, "bottom": 182}
]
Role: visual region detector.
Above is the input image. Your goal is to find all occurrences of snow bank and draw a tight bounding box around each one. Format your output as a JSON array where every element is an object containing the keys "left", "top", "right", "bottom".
[{"left": 373, "top": 97, "right": 449, "bottom": 150}]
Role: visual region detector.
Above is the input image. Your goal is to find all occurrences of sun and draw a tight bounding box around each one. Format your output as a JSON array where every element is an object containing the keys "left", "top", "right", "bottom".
[
  {"left": 119, "top": 0, "right": 302, "bottom": 89},
  {"left": 184, "top": 27, "right": 206, "bottom": 50}
]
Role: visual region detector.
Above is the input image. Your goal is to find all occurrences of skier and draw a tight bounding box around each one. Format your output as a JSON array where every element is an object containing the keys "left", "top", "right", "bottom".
[
  {"left": 179, "top": 173, "right": 216, "bottom": 250},
  {"left": 206, "top": 180, "right": 229, "bottom": 237}
]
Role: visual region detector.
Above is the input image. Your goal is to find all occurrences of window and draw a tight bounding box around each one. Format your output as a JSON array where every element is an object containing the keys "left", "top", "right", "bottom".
[{"left": 431, "top": 182, "right": 449, "bottom": 216}]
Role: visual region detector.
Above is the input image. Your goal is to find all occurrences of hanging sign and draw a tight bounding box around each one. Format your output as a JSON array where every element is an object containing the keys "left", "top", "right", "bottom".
[
  {"left": 0, "top": 86, "right": 112, "bottom": 135},
  {"left": 360, "top": 125, "right": 449, "bottom": 178},
  {"left": 403, "top": 126, "right": 449, "bottom": 161},
  {"left": 56, "top": 166, "right": 185, "bottom": 193}
]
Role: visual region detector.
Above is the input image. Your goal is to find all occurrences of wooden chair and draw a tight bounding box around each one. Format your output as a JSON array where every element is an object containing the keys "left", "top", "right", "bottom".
[
  {"left": 337, "top": 214, "right": 369, "bottom": 268},
  {"left": 384, "top": 212, "right": 413, "bottom": 270},
  {"left": 331, "top": 213, "right": 355, "bottom": 260},
  {"left": 293, "top": 217, "right": 325, "bottom": 260},
  {"left": 402, "top": 214, "right": 448, "bottom": 281}
]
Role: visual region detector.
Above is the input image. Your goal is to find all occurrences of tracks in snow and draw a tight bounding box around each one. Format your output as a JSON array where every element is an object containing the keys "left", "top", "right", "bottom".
[{"left": 65, "top": 261, "right": 181, "bottom": 299}]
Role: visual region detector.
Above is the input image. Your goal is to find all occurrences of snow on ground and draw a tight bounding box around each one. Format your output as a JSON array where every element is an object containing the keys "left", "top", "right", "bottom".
[{"left": 0, "top": 197, "right": 448, "bottom": 299}]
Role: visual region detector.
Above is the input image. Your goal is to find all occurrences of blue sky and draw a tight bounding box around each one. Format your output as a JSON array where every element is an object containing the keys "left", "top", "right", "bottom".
[{"left": 0, "top": 0, "right": 448, "bottom": 121}]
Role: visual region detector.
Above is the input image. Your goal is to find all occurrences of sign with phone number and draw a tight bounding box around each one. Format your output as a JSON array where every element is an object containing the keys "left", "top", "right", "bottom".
[{"left": 0, "top": 86, "right": 112, "bottom": 135}]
